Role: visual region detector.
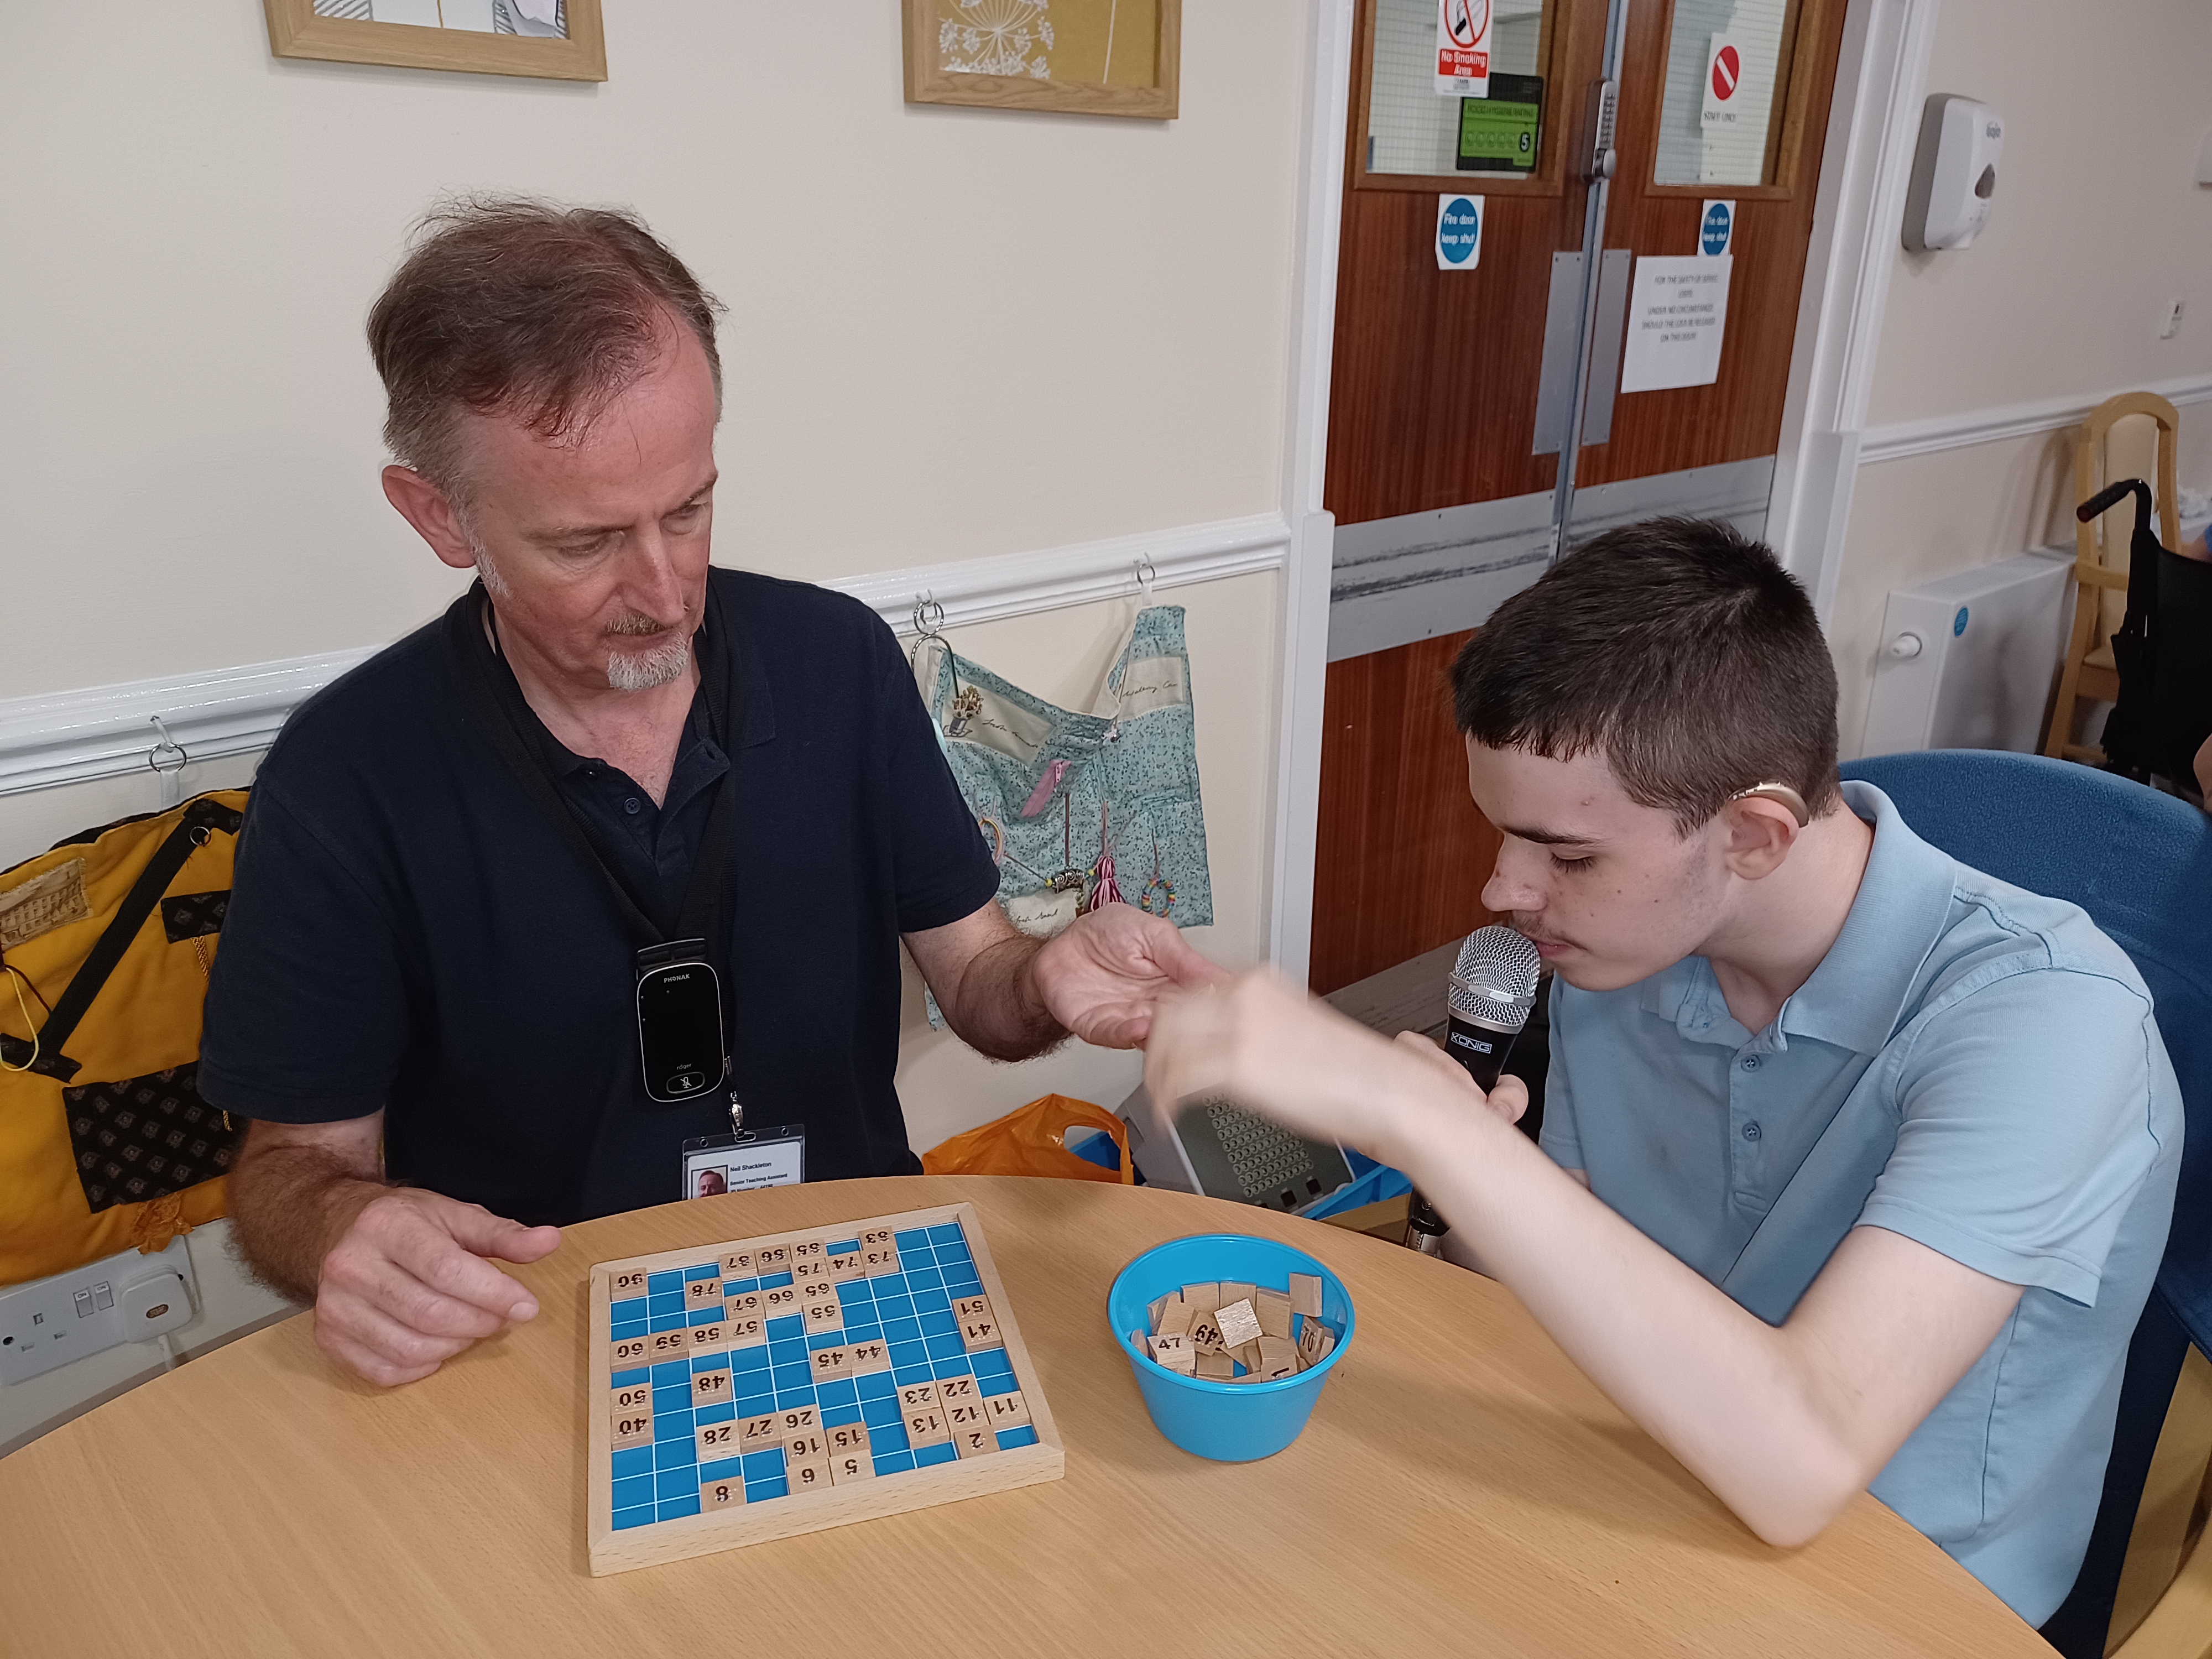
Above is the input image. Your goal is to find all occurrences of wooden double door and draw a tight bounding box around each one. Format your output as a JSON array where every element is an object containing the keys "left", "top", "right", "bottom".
[{"left": 1311, "top": 0, "right": 1850, "bottom": 995}]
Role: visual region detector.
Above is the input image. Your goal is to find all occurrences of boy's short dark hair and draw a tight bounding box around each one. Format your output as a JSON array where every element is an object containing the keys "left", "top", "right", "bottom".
[{"left": 1448, "top": 518, "right": 1841, "bottom": 831}]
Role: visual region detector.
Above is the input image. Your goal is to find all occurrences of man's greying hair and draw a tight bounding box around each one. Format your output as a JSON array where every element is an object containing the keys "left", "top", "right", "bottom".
[
  {"left": 367, "top": 197, "right": 725, "bottom": 500},
  {"left": 1449, "top": 518, "right": 1842, "bottom": 832}
]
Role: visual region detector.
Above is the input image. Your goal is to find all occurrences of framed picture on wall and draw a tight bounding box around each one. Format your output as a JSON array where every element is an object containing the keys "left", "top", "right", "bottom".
[
  {"left": 262, "top": 0, "right": 607, "bottom": 83},
  {"left": 903, "top": 0, "right": 1181, "bottom": 119}
]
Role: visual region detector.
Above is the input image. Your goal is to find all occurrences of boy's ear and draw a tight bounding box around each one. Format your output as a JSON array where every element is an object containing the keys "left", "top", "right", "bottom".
[{"left": 1718, "top": 794, "right": 1804, "bottom": 880}]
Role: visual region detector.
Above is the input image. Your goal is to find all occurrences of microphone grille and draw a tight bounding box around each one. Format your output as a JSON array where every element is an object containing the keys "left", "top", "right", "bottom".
[{"left": 1448, "top": 925, "right": 1542, "bottom": 1019}]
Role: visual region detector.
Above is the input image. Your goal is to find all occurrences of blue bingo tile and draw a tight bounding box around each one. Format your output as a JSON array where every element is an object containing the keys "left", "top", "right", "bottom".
[
  {"left": 874, "top": 1293, "right": 916, "bottom": 1320},
  {"left": 654, "top": 1466, "right": 698, "bottom": 1500},
  {"left": 911, "top": 1286, "right": 952, "bottom": 1313},
  {"left": 857, "top": 1371, "right": 898, "bottom": 1402},
  {"left": 943, "top": 1278, "right": 983, "bottom": 1300},
  {"left": 844, "top": 1322, "right": 883, "bottom": 1345},
  {"left": 806, "top": 1332, "right": 846, "bottom": 1352},
  {"left": 769, "top": 1339, "right": 808, "bottom": 1367},
  {"left": 610, "top": 1319, "right": 647, "bottom": 1340},
  {"left": 924, "top": 1333, "right": 966, "bottom": 1361},
  {"left": 890, "top": 1335, "right": 931, "bottom": 1363},
  {"left": 700, "top": 1456, "right": 744, "bottom": 1484},
  {"left": 860, "top": 1394, "right": 904, "bottom": 1429},
  {"left": 904, "top": 1266, "right": 946, "bottom": 1292},
  {"left": 827, "top": 1239, "right": 861, "bottom": 1255},
  {"left": 654, "top": 1409, "right": 696, "bottom": 1442},
  {"left": 731, "top": 1344, "right": 771, "bottom": 1373},
  {"left": 725, "top": 1276, "right": 759, "bottom": 1295},
  {"left": 658, "top": 1494, "right": 701, "bottom": 1521},
  {"left": 655, "top": 1441, "right": 698, "bottom": 1475},
  {"left": 612, "top": 1366, "right": 651, "bottom": 1389},
  {"left": 775, "top": 1390, "right": 820, "bottom": 1412},
  {"left": 816, "top": 1378, "right": 858, "bottom": 1409},
  {"left": 872, "top": 1451, "right": 917, "bottom": 1476},
  {"left": 648, "top": 1295, "right": 685, "bottom": 1318},
  {"left": 771, "top": 1363, "right": 815, "bottom": 1394},
  {"left": 696, "top": 1401, "right": 736, "bottom": 1425},
  {"left": 652, "top": 1385, "right": 692, "bottom": 1414},
  {"left": 821, "top": 1402, "right": 864, "bottom": 1428},
  {"left": 914, "top": 1441, "right": 959, "bottom": 1468},
  {"left": 693, "top": 1351, "right": 734, "bottom": 1374},
  {"left": 646, "top": 1270, "right": 684, "bottom": 1295},
  {"left": 836, "top": 1278, "right": 874, "bottom": 1302},
  {"left": 688, "top": 1307, "right": 725, "bottom": 1329},
  {"left": 871, "top": 1419, "right": 911, "bottom": 1453},
  {"left": 612, "top": 1474, "right": 655, "bottom": 1511},
  {"left": 766, "top": 1316, "right": 805, "bottom": 1343},
  {"left": 997, "top": 1426, "right": 1040, "bottom": 1450},
  {"left": 610, "top": 1296, "right": 649, "bottom": 1322},
  {"left": 735, "top": 1392, "right": 776, "bottom": 1418},
  {"left": 919, "top": 1308, "right": 959, "bottom": 1338},
  {"left": 972, "top": 1348, "right": 1014, "bottom": 1380},
  {"left": 612, "top": 1506, "right": 657, "bottom": 1532},
  {"left": 926, "top": 1223, "right": 965, "bottom": 1248},
  {"left": 893, "top": 1229, "right": 932, "bottom": 1253},
  {"left": 930, "top": 1355, "right": 974, "bottom": 1380},
  {"left": 745, "top": 1478, "right": 789, "bottom": 1503},
  {"left": 612, "top": 1446, "right": 655, "bottom": 1480},
  {"left": 652, "top": 1358, "right": 692, "bottom": 1384},
  {"left": 759, "top": 1271, "right": 794, "bottom": 1289},
  {"left": 741, "top": 1449, "right": 786, "bottom": 1481},
  {"left": 649, "top": 1312, "right": 689, "bottom": 1333},
  {"left": 977, "top": 1372, "right": 1019, "bottom": 1397},
  {"left": 881, "top": 1317, "right": 923, "bottom": 1345},
  {"left": 891, "top": 1364, "right": 935, "bottom": 1386},
  {"left": 684, "top": 1263, "right": 721, "bottom": 1282}
]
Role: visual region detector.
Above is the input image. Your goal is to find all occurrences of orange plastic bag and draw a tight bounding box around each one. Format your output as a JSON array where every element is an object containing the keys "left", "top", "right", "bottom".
[{"left": 920, "top": 1094, "right": 1135, "bottom": 1184}]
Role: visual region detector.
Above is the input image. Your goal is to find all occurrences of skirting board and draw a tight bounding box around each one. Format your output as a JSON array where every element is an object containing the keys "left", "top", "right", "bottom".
[{"left": 0, "top": 514, "right": 1290, "bottom": 799}]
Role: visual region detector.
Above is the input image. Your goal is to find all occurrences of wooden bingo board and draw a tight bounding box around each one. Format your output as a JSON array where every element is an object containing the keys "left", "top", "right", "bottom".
[{"left": 588, "top": 1201, "right": 1063, "bottom": 1574}]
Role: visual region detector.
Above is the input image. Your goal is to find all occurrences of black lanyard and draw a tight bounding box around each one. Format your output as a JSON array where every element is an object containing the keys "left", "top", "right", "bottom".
[{"left": 445, "top": 580, "right": 739, "bottom": 1102}]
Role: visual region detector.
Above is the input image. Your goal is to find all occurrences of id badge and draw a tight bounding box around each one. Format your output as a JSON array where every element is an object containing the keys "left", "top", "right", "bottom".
[{"left": 681, "top": 1123, "right": 805, "bottom": 1199}]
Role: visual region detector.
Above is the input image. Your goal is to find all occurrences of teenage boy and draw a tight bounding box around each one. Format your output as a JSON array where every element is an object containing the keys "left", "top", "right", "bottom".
[{"left": 1145, "top": 520, "right": 2180, "bottom": 1627}]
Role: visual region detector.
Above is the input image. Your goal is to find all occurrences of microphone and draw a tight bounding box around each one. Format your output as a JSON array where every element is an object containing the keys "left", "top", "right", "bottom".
[{"left": 1406, "top": 924, "right": 1543, "bottom": 1256}]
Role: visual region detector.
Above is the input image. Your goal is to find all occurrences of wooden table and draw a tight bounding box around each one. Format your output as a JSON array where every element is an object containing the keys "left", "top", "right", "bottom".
[{"left": 0, "top": 1176, "right": 2047, "bottom": 1657}]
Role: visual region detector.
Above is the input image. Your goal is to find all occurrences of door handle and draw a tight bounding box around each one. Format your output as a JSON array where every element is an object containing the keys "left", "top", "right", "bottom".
[
  {"left": 1579, "top": 250, "right": 1634, "bottom": 447},
  {"left": 1580, "top": 79, "right": 1619, "bottom": 182}
]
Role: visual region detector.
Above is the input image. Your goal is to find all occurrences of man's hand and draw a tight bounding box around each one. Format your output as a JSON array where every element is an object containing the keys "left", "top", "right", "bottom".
[
  {"left": 312, "top": 1188, "right": 561, "bottom": 1386},
  {"left": 1030, "top": 903, "right": 1230, "bottom": 1047},
  {"left": 229, "top": 1114, "right": 560, "bottom": 1387}
]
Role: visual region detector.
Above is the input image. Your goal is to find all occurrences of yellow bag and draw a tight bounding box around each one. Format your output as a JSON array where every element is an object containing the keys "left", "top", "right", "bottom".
[
  {"left": 920, "top": 1093, "right": 1135, "bottom": 1184},
  {"left": 0, "top": 791, "right": 248, "bottom": 1285}
]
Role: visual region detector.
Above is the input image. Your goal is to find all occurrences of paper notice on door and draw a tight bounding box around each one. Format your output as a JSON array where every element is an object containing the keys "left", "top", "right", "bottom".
[{"left": 1618, "top": 254, "right": 1733, "bottom": 394}]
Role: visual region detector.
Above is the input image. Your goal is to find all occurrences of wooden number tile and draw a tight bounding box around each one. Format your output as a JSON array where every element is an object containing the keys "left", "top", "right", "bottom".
[
  {"left": 784, "top": 1430, "right": 828, "bottom": 1461},
  {"left": 1180, "top": 1282, "right": 1222, "bottom": 1316},
  {"left": 1217, "top": 1281, "right": 1257, "bottom": 1312},
  {"left": 904, "top": 1407, "right": 952, "bottom": 1447},
  {"left": 754, "top": 1245, "right": 790, "bottom": 1272},
  {"left": 1230, "top": 1340, "right": 1263, "bottom": 1376},
  {"left": 1255, "top": 1335, "right": 1299, "bottom": 1381},
  {"left": 1195, "top": 1349, "right": 1235, "bottom": 1381},
  {"left": 719, "top": 1250, "right": 754, "bottom": 1279},
  {"left": 845, "top": 1338, "right": 891, "bottom": 1375},
  {"left": 738, "top": 1413, "right": 783, "bottom": 1450},
  {"left": 1288, "top": 1274, "right": 1323, "bottom": 1318},
  {"left": 811, "top": 1345, "right": 853, "bottom": 1383},
  {"left": 612, "top": 1411, "right": 654, "bottom": 1448},
  {"left": 828, "top": 1421, "right": 872, "bottom": 1458},
  {"left": 860, "top": 1244, "right": 901, "bottom": 1276},
  {"left": 646, "top": 1328, "right": 694, "bottom": 1363},
  {"left": 1214, "top": 1298, "right": 1263, "bottom": 1350},
  {"left": 958, "top": 1313, "right": 1001, "bottom": 1351},
  {"left": 790, "top": 1239, "right": 826, "bottom": 1266},
  {"left": 859, "top": 1226, "right": 895, "bottom": 1249},
  {"left": 691, "top": 1368, "right": 734, "bottom": 1406},
  {"left": 687, "top": 1321, "right": 729, "bottom": 1354},
  {"left": 779, "top": 1405, "right": 821, "bottom": 1436},
  {"left": 722, "top": 1314, "right": 766, "bottom": 1348},
  {"left": 787, "top": 1454, "right": 835, "bottom": 1496},
  {"left": 761, "top": 1284, "right": 800, "bottom": 1315},
  {"left": 609, "top": 1335, "right": 651, "bottom": 1372},
  {"left": 611, "top": 1268, "right": 648, "bottom": 1297},
  {"left": 1147, "top": 1292, "right": 1170, "bottom": 1329},
  {"left": 695, "top": 1418, "right": 741, "bottom": 1460},
  {"left": 685, "top": 1277, "right": 724, "bottom": 1308},
  {"left": 1188, "top": 1314, "right": 1225, "bottom": 1355},
  {"left": 898, "top": 1380, "right": 941, "bottom": 1414},
  {"left": 946, "top": 1399, "right": 988, "bottom": 1433},
  {"left": 723, "top": 1290, "right": 763, "bottom": 1321},
  {"left": 1297, "top": 1321, "right": 1333, "bottom": 1364},
  {"left": 701, "top": 1477, "right": 743, "bottom": 1511},
  {"left": 798, "top": 1277, "right": 839, "bottom": 1305},
  {"left": 952, "top": 1295, "right": 993, "bottom": 1324},
  {"left": 936, "top": 1375, "right": 980, "bottom": 1408},
  {"left": 804, "top": 1300, "right": 844, "bottom": 1333},
  {"left": 791, "top": 1257, "right": 828, "bottom": 1282},
  {"left": 952, "top": 1423, "right": 997, "bottom": 1459},
  {"left": 829, "top": 1451, "right": 874, "bottom": 1485},
  {"left": 611, "top": 1381, "right": 653, "bottom": 1417},
  {"left": 1156, "top": 1298, "right": 1198, "bottom": 1340},
  {"left": 983, "top": 1389, "right": 1032, "bottom": 1430},
  {"left": 1147, "top": 1332, "right": 1193, "bottom": 1372},
  {"left": 827, "top": 1248, "right": 864, "bottom": 1281},
  {"left": 1255, "top": 1289, "right": 1294, "bottom": 1341}
]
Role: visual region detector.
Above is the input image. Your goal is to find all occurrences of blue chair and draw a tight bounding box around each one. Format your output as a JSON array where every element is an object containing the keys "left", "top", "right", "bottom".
[{"left": 1842, "top": 750, "right": 2212, "bottom": 1657}]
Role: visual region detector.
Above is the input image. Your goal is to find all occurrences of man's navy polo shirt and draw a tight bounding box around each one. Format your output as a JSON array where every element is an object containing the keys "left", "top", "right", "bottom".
[{"left": 200, "top": 567, "right": 1001, "bottom": 1225}]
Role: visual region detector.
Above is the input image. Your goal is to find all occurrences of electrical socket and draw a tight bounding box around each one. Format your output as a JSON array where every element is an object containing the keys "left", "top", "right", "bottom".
[
  {"left": 0, "top": 1237, "right": 198, "bottom": 1385},
  {"left": 2159, "top": 299, "right": 2184, "bottom": 340}
]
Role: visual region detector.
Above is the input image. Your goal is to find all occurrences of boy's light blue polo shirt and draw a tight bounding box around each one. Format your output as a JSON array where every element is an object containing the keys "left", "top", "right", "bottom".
[{"left": 1540, "top": 782, "right": 2182, "bottom": 1626}]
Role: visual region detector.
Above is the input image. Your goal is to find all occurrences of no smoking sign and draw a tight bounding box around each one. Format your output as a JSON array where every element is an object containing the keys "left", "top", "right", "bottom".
[
  {"left": 1701, "top": 34, "right": 1745, "bottom": 127},
  {"left": 1434, "top": 0, "right": 1490, "bottom": 97}
]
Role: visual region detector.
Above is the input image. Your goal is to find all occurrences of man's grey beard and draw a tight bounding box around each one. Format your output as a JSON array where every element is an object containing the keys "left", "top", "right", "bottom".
[{"left": 606, "top": 632, "right": 692, "bottom": 691}]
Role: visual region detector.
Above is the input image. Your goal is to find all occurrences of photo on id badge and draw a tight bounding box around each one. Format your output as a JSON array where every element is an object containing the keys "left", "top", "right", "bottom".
[{"left": 680, "top": 1125, "right": 807, "bottom": 1200}]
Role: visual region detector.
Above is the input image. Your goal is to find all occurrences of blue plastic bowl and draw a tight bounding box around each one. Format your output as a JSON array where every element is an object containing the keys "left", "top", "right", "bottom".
[{"left": 1107, "top": 1233, "right": 1355, "bottom": 1463}]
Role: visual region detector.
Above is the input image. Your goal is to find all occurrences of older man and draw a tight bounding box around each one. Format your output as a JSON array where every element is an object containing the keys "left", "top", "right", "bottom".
[{"left": 201, "top": 199, "right": 1219, "bottom": 1386}]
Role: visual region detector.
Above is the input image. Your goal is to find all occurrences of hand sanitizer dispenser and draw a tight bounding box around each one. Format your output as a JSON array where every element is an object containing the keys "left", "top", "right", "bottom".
[{"left": 1903, "top": 95, "right": 2004, "bottom": 251}]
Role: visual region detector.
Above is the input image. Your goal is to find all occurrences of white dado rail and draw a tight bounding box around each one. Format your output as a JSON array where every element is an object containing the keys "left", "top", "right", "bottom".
[
  {"left": 1856, "top": 372, "right": 2212, "bottom": 466},
  {"left": 0, "top": 513, "right": 1291, "bottom": 798}
]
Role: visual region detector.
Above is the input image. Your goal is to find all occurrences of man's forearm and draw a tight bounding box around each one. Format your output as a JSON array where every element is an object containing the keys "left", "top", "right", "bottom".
[
  {"left": 229, "top": 1140, "right": 393, "bottom": 1305},
  {"left": 931, "top": 930, "right": 1067, "bottom": 1062}
]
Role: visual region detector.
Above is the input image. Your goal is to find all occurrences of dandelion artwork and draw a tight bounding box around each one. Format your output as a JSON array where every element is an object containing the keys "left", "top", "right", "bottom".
[
  {"left": 938, "top": 0, "right": 1056, "bottom": 81},
  {"left": 904, "top": 0, "right": 1179, "bottom": 120}
]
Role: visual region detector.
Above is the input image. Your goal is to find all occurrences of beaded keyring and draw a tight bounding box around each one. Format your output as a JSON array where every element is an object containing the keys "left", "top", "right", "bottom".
[{"left": 1138, "top": 830, "right": 1175, "bottom": 917}]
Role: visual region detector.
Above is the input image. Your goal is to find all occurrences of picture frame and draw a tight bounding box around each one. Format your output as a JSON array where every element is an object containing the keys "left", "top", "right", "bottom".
[
  {"left": 261, "top": 0, "right": 607, "bottom": 84},
  {"left": 903, "top": 0, "right": 1181, "bottom": 121}
]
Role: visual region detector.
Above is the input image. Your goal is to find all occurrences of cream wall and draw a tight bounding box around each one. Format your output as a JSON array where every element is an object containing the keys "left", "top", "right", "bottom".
[{"left": 1829, "top": 0, "right": 2212, "bottom": 752}]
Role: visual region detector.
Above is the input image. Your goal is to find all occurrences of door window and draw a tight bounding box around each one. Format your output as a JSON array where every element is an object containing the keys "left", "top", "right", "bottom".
[
  {"left": 1366, "top": 0, "right": 1552, "bottom": 179},
  {"left": 1650, "top": 0, "right": 1802, "bottom": 187}
]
